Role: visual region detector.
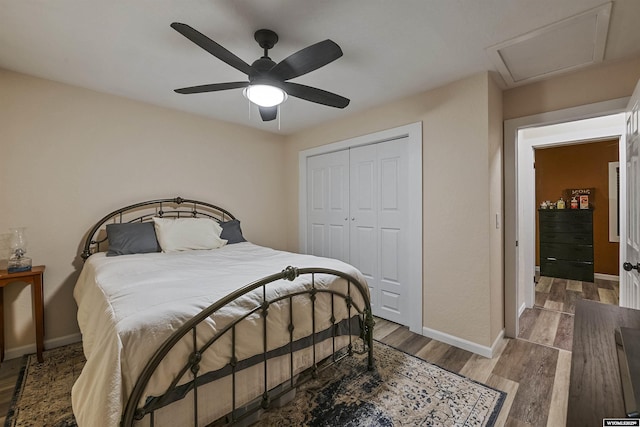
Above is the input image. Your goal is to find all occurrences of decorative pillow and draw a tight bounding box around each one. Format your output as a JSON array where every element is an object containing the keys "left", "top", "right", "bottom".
[
  {"left": 152, "top": 217, "right": 227, "bottom": 252},
  {"left": 106, "top": 222, "right": 160, "bottom": 256},
  {"left": 220, "top": 219, "right": 247, "bottom": 244}
]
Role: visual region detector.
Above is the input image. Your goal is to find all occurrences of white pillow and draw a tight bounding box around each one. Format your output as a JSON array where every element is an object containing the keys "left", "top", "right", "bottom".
[{"left": 152, "top": 217, "right": 227, "bottom": 252}]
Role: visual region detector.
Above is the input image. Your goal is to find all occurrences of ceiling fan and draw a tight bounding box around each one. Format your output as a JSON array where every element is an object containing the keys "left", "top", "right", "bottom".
[{"left": 171, "top": 23, "right": 350, "bottom": 122}]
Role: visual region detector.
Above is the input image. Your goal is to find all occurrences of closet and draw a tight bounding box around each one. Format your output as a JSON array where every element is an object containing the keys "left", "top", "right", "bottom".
[{"left": 306, "top": 137, "right": 409, "bottom": 325}]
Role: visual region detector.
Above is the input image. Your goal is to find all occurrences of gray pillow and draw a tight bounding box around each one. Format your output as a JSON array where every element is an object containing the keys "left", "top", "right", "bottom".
[
  {"left": 106, "top": 222, "right": 160, "bottom": 256},
  {"left": 220, "top": 219, "right": 246, "bottom": 244}
]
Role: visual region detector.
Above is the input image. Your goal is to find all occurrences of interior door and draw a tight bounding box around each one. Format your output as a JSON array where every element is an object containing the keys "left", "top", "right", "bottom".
[
  {"left": 306, "top": 150, "right": 350, "bottom": 262},
  {"left": 622, "top": 81, "right": 640, "bottom": 309}
]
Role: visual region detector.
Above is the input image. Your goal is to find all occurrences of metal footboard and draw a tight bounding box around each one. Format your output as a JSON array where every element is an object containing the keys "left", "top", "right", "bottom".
[{"left": 120, "top": 265, "right": 375, "bottom": 427}]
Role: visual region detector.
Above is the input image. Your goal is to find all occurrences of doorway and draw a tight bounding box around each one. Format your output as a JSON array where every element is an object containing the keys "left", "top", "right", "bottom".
[
  {"left": 504, "top": 99, "right": 628, "bottom": 338},
  {"left": 517, "top": 115, "right": 625, "bottom": 311},
  {"left": 518, "top": 137, "right": 621, "bottom": 350}
]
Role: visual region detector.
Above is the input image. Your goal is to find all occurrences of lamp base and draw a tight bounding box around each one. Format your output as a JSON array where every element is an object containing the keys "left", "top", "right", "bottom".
[{"left": 8, "top": 256, "right": 32, "bottom": 273}]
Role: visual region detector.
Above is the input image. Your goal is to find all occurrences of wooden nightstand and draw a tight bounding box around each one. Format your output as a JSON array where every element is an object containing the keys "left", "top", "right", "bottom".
[{"left": 0, "top": 266, "right": 45, "bottom": 363}]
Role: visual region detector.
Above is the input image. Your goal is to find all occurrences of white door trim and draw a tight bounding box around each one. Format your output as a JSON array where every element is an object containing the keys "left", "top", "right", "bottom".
[
  {"left": 299, "top": 122, "right": 423, "bottom": 333},
  {"left": 504, "top": 98, "right": 628, "bottom": 338},
  {"left": 519, "top": 114, "right": 626, "bottom": 309}
]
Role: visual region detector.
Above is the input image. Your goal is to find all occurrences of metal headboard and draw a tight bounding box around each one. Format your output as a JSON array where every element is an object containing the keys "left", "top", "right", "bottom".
[{"left": 81, "top": 196, "right": 236, "bottom": 260}]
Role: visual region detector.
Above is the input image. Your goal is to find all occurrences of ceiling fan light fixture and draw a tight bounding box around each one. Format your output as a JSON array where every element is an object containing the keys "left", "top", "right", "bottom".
[
  {"left": 171, "top": 24, "right": 349, "bottom": 121},
  {"left": 243, "top": 84, "right": 287, "bottom": 107}
]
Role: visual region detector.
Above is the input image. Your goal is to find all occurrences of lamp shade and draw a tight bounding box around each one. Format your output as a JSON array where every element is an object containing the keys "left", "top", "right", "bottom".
[{"left": 244, "top": 84, "right": 287, "bottom": 107}]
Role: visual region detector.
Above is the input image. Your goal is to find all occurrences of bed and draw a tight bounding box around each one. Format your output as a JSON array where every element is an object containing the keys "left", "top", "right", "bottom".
[{"left": 72, "top": 197, "right": 374, "bottom": 427}]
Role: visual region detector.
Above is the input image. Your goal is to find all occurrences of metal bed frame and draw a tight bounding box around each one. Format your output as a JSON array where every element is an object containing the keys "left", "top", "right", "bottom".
[
  {"left": 81, "top": 196, "right": 236, "bottom": 260},
  {"left": 80, "top": 197, "right": 374, "bottom": 427}
]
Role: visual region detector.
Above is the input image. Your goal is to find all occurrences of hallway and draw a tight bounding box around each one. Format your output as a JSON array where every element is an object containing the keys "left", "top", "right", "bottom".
[{"left": 518, "top": 276, "right": 619, "bottom": 351}]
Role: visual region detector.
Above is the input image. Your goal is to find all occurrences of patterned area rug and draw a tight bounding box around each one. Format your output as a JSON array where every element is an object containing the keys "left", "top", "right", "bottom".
[
  {"left": 5, "top": 341, "right": 505, "bottom": 426},
  {"left": 261, "top": 341, "right": 505, "bottom": 426},
  {"left": 5, "top": 343, "right": 84, "bottom": 427}
]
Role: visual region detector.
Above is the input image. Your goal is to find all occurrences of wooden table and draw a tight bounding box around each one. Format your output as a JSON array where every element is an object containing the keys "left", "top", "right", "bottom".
[
  {"left": 0, "top": 266, "right": 45, "bottom": 363},
  {"left": 567, "top": 299, "right": 640, "bottom": 425}
]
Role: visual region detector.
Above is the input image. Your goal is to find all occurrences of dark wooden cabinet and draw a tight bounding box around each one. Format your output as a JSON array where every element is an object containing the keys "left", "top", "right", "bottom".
[{"left": 539, "top": 209, "right": 594, "bottom": 282}]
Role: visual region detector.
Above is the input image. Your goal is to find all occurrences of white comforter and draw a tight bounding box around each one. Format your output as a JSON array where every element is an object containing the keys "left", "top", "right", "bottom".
[{"left": 72, "top": 243, "right": 367, "bottom": 427}]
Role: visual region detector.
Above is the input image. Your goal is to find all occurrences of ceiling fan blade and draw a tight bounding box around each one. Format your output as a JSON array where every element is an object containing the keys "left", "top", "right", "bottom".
[
  {"left": 268, "top": 40, "right": 343, "bottom": 81},
  {"left": 259, "top": 106, "right": 278, "bottom": 121},
  {"left": 174, "top": 81, "right": 249, "bottom": 94},
  {"left": 283, "top": 82, "right": 349, "bottom": 108},
  {"left": 171, "top": 23, "right": 253, "bottom": 75}
]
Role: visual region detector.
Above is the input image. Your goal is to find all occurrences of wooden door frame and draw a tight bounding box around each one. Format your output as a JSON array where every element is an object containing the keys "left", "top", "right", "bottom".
[
  {"left": 298, "top": 122, "right": 423, "bottom": 334},
  {"left": 504, "top": 99, "right": 628, "bottom": 338}
]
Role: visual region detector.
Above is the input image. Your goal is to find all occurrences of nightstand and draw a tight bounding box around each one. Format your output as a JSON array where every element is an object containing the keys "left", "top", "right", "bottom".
[{"left": 0, "top": 266, "right": 45, "bottom": 362}]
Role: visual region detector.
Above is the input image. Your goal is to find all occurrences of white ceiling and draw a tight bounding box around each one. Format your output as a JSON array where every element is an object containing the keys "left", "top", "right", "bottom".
[{"left": 1, "top": 0, "right": 639, "bottom": 135}]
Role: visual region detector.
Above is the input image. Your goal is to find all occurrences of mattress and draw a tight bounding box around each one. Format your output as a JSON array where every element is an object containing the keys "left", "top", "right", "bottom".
[{"left": 72, "top": 242, "right": 368, "bottom": 427}]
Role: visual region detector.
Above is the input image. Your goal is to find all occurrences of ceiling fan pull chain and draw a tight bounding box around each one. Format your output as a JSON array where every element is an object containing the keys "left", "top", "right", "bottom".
[{"left": 278, "top": 105, "right": 281, "bottom": 130}]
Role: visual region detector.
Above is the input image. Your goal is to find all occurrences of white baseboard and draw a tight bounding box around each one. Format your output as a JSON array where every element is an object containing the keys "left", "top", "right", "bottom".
[
  {"left": 3, "top": 332, "right": 82, "bottom": 361},
  {"left": 422, "top": 327, "right": 504, "bottom": 359},
  {"left": 518, "top": 302, "right": 527, "bottom": 317}
]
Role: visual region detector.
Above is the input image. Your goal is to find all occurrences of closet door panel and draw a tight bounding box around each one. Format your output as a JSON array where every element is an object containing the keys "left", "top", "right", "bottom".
[
  {"left": 307, "top": 150, "right": 350, "bottom": 262},
  {"left": 310, "top": 223, "right": 325, "bottom": 257},
  {"left": 350, "top": 144, "right": 379, "bottom": 309},
  {"left": 351, "top": 226, "right": 377, "bottom": 285},
  {"left": 376, "top": 138, "right": 409, "bottom": 323},
  {"left": 380, "top": 227, "right": 401, "bottom": 315},
  {"left": 306, "top": 137, "right": 410, "bottom": 326}
]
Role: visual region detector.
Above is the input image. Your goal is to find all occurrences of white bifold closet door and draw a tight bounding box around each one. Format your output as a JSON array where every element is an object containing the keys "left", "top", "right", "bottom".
[
  {"left": 307, "top": 149, "right": 351, "bottom": 262},
  {"left": 306, "top": 137, "right": 409, "bottom": 325}
]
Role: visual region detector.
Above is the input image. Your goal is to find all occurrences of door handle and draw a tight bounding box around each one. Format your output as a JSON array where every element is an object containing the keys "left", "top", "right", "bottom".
[{"left": 623, "top": 262, "right": 640, "bottom": 272}]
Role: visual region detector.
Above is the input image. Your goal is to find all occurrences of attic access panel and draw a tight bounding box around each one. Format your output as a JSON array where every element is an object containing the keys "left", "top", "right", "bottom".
[{"left": 487, "top": 2, "right": 612, "bottom": 87}]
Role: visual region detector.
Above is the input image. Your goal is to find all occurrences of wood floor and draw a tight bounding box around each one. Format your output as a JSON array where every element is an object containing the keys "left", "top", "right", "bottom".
[
  {"left": 0, "top": 277, "right": 619, "bottom": 426},
  {"left": 0, "top": 355, "right": 23, "bottom": 425},
  {"left": 373, "top": 319, "right": 569, "bottom": 427},
  {"left": 519, "top": 275, "right": 619, "bottom": 351}
]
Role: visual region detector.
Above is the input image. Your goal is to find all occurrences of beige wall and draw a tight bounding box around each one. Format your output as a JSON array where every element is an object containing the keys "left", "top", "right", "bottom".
[
  {"left": 503, "top": 57, "right": 640, "bottom": 120},
  {"left": 8, "top": 55, "right": 637, "bottom": 358},
  {"left": 285, "top": 72, "right": 504, "bottom": 349},
  {"left": 0, "top": 69, "right": 286, "bottom": 353}
]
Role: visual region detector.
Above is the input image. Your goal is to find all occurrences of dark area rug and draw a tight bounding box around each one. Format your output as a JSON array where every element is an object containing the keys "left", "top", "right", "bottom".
[{"left": 5, "top": 341, "right": 505, "bottom": 426}]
